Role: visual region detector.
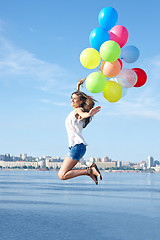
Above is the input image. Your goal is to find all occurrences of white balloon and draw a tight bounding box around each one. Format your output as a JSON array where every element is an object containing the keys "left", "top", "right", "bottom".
[{"left": 116, "top": 69, "right": 137, "bottom": 88}]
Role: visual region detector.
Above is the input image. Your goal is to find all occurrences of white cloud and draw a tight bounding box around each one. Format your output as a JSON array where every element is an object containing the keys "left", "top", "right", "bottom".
[
  {"left": 118, "top": 97, "right": 160, "bottom": 120},
  {"left": 0, "top": 36, "right": 71, "bottom": 92},
  {"left": 41, "top": 99, "right": 68, "bottom": 106},
  {"left": 101, "top": 88, "right": 160, "bottom": 121}
]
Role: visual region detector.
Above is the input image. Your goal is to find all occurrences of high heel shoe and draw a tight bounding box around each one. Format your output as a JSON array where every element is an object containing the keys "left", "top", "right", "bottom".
[
  {"left": 90, "top": 163, "right": 102, "bottom": 180},
  {"left": 86, "top": 165, "right": 98, "bottom": 185}
]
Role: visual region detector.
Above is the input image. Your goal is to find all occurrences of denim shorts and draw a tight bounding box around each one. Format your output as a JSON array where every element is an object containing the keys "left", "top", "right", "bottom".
[{"left": 68, "top": 143, "right": 86, "bottom": 161}]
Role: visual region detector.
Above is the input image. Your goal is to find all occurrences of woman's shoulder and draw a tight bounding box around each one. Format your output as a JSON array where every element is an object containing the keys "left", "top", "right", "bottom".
[{"left": 74, "top": 107, "right": 84, "bottom": 114}]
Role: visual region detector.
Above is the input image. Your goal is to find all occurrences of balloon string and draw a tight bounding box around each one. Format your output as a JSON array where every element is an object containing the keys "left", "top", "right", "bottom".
[{"left": 97, "top": 67, "right": 101, "bottom": 72}]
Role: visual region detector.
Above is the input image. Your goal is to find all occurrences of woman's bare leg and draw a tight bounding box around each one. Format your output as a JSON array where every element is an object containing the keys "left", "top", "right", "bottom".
[
  {"left": 58, "top": 156, "right": 88, "bottom": 180},
  {"left": 58, "top": 156, "right": 100, "bottom": 182}
]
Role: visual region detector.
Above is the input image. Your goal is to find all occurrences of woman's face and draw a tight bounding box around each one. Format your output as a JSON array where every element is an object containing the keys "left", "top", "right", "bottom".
[{"left": 71, "top": 94, "right": 82, "bottom": 108}]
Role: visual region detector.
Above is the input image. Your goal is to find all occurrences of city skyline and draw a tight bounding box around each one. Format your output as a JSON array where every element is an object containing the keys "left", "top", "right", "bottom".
[
  {"left": 0, "top": 0, "right": 160, "bottom": 163},
  {"left": 0, "top": 152, "right": 159, "bottom": 164},
  {"left": 1, "top": 152, "right": 160, "bottom": 173}
]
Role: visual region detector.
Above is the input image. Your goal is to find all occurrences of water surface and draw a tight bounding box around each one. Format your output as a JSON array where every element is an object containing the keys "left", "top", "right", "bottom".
[{"left": 0, "top": 170, "right": 160, "bottom": 240}]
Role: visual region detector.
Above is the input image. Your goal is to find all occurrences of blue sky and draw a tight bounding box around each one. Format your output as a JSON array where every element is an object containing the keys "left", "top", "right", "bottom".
[{"left": 0, "top": 0, "right": 160, "bottom": 163}]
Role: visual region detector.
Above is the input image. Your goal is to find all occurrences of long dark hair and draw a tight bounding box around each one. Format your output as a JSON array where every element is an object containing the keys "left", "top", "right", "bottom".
[{"left": 71, "top": 91, "right": 97, "bottom": 128}]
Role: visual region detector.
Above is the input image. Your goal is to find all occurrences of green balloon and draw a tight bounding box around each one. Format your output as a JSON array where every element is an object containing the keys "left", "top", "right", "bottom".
[
  {"left": 85, "top": 72, "right": 107, "bottom": 93},
  {"left": 100, "top": 40, "right": 121, "bottom": 62}
]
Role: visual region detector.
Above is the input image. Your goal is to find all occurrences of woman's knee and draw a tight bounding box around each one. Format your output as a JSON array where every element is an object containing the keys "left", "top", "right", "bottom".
[{"left": 58, "top": 170, "right": 65, "bottom": 180}]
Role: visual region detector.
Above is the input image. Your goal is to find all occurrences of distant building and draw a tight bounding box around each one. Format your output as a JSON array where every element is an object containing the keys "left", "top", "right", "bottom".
[
  {"left": 45, "top": 161, "right": 62, "bottom": 169},
  {"left": 154, "top": 160, "right": 160, "bottom": 166},
  {"left": 132, "top": 164, "right": 139, "bottom": 169},
  {"left": 95, "top": 157, "right": 101, "bottom": 162},
  {"left": 139, "top": 161, "right": 147, "bottom": 170},
  {"left": 155, "top": 165, "right": 160, "bottom": 172},
  {"left": 122, "top": 161, "right": 131, "bottom": 166},
  {"left": 117, "top": 161, "right": 122, "bottom": 168},
  {"left": 102, "top": 157, "right": 111, "bottom": 162},
  {"left": 147, "top": 156, "right": 154, "bottom": 168},
  {"left": 19, "top": 153, "right": 27, "bottom": 160},
  {"left": 0, "top": 160, "right": 38, "bottom": 168},
  {"left": 89, "top": 157, "right": 95, "bottom": 164},
  {"left": 96, "top": 161, "right": 117, "bottom": 170},
  {"left": 1, "top": 154, "right": 13, "bottom": 161}
]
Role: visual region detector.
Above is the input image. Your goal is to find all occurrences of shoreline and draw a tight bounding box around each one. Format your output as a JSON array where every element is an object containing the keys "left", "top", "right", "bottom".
[{"left": 0, "top": 168, "right": 158, "bottom": 173}]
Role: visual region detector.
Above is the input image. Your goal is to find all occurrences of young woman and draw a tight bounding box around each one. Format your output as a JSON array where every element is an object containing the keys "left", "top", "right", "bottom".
[{"left": 58, "top": 79, "right": 102, "bottom": 185}]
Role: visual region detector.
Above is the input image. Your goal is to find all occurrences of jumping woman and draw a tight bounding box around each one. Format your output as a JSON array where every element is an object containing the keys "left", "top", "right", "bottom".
[{"left": 58, "top": 79, "right": 102, "bottom": 185}]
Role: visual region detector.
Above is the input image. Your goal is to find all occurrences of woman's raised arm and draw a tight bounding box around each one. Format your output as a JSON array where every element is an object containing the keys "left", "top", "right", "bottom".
[{"left": 75, "top": 106, "right": 101, "bottom": 119}]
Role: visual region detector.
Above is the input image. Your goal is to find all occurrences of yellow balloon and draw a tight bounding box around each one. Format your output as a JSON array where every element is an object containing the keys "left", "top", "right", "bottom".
[
  {"left": 103, "top": 81, "right": 122, "bottom": 102},
  {"left": 80, "top": 48, "right": 101, "bottom": 69}
]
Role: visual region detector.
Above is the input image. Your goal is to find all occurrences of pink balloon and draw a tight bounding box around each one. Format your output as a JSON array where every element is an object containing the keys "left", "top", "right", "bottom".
[{"left": 109, "top": 25, "right": 129, "bottom": 48}]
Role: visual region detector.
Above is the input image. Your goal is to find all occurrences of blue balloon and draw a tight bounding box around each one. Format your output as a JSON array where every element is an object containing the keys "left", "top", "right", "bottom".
[
  {"left": 121, "top": 87, "right": 128, "bottom": 97},
  {"left": 98, "top": 7, "right": 118, "bottom": 30},
  {"left": 89, "top": 27, "right": 110, "bottom": 51},
  {"left": 121, "top": 45, "right": 140, "bottom": 63}
]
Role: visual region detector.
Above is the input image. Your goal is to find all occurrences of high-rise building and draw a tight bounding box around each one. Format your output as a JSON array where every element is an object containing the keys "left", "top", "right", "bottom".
[
  {"left": 95, "top": 157, "right": 101, "bottom": 162},
  {"left": 89, "top": 157, "right": 95, "bottom": 163},
  {"left": 147, "top": 156, "right": 154, "bottom": 168},
  {"left": 102, "top": 156, "right": 110, "bottom": 162},
  {"left": 154, "top": 160, "right": 160, "bottom": 166},
  {"left": 117, "top": 161, "right": 122, "bottom": 168}
]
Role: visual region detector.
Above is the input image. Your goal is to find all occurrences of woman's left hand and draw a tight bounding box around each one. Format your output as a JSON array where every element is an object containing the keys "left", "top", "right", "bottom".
[{"left": 89, "top": 106, "right": 101, "bottom": 116}]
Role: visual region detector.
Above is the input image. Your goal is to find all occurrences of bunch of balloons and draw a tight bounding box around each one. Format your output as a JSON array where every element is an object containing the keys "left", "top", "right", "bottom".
[{"left": 80, "top": 7, "right": 147, "bottom": 103}]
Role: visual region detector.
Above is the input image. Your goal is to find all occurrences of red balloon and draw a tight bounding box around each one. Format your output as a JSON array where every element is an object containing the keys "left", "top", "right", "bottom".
[
  {"left": 132, "top": 68, "right": 147, "bottom": 87},
  {"left": 117, "top": 58, "right": 123, "bottom": 70}
]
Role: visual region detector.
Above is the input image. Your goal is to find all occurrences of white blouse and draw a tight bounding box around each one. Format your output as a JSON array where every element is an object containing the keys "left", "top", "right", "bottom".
[{"left": 65, "top": 110, "right": 87, "bottom": 147}]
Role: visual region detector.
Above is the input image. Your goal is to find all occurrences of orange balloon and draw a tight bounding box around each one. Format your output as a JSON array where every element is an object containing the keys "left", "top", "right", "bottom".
[
  {"left": 102, "top": 60, "right": 121, "bottom": 78},
  {"left": 100, "top": 61, "right": 105, "bottom": 72}
]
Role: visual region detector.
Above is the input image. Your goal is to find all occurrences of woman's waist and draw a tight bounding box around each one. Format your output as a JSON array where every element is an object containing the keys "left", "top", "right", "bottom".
[{"left": 68, "top": 136, "right": 87, "bottom": 147}]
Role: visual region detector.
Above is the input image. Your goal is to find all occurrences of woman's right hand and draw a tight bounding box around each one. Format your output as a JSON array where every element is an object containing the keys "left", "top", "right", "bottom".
[{"left": 77, "top": 78, "right": 86, "bottom": 91}]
